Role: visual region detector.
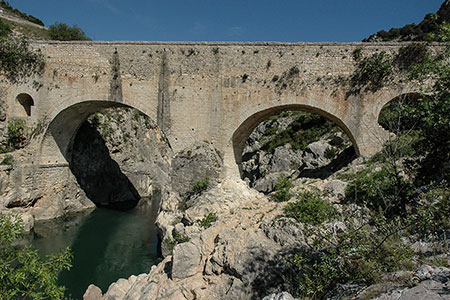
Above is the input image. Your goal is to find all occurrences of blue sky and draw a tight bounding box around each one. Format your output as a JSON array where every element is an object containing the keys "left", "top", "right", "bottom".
[{"left": 8, "top": 0, "right": 444, "bottom": 42}]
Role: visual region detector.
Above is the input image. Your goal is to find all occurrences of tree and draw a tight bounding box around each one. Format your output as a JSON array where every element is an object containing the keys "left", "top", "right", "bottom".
[
  {"left": 0, "top": 214, "right": 73, "bottom": 299},
  {"left": 48, "top": 23, "right": 91, "bottom": 41}
]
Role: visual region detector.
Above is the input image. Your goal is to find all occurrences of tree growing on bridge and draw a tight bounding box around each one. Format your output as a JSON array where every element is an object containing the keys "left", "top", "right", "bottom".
[{"left": 48, "top": 22, "right": 91, "bottom": 41}]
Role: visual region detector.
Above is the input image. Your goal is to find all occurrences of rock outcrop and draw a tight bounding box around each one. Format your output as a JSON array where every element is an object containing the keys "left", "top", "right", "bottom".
[{"left": 241, "top": 111, "right": 355, "bottom": 194}]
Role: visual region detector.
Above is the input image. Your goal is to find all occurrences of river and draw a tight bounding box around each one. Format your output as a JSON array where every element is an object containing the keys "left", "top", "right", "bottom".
[{"left": 30, "top": 198, "right": 160, "bottom": 299}]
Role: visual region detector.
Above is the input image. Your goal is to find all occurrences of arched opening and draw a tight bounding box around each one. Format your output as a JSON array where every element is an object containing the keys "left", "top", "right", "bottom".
[
  {"left": 232, "top": 105, "right": 357, "bottom": 193},
  {"left": 378, "top": 93, "right": 425, "bottom": 133},
  {"left": 16, "top": 93, "right": 34, "bottom": 117},
  {"left": 40, "top": 101, "right": 171, "bottom": 210}
]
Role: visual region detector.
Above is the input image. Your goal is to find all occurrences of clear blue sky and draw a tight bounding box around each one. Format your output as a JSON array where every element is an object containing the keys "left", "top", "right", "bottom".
[{"left": 8, "top": 0, "right": 444, "bottom": 42}]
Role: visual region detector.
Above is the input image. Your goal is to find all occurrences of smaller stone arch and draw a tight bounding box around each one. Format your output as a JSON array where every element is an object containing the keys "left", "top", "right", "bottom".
[
  {"left": 231, "top": 104, "right": 359, "bottom": 176},
  {"left": 377, "top": 92, "right": 427, "bottom": 132},
  {"left": 16, "top": 93, "right": 34, "bottom": 117}
]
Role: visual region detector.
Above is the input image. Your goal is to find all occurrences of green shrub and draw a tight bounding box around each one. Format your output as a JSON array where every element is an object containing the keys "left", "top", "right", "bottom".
[
  {"left": 262, "top": 111, "right": 338, "bottom": 154},
  {"left": 191, "top": 177, "right": 209, "bottom": 195},
  {"left": 0, "top": 154, "right": 14, "bottom": 166},
  {"left": 6, "top": 118, "right": 27, "bottom": 151},
  {"left": 285, "top": 251, "right": 341, "bottom": 299},
  {"left": 48, "top": 23, "right": 90, "bottom": 41},
  {"left": 283, "top": 191, "right": 336, "bottom": 225},
  {"left": 284, "top": 214, "right": 415, "bottom": 298},
  {"left": 172, "top": 230, "right": 190, "bottom": 244},
  {"left": 0, "top": 214, "right": 72, "bottom": 299},
  {"left": 345, "top": 164, "right": 415, "bottom": 218},
  {"left": 351, "top": 51, "right": 393, "bottom": 92},
  {"left": 0, "top": 1, "right": 44, "bottom": 26},
  {"left": 0, "top": 37, "right": 45, "bottom": 83},
  {"left": 394, "top": 43, "right": 430, "bottom": 72},
  {"left": 271, "top": 175, "right": 293, "bottom": 202},
  {"left": 0, "top": 19, "right": 11, "bottom": 38},
  {"left": 197, "top": 212, "right": 217, "bottom": 229},
  {"left": 324, "top": 146, "right": 339, "bottom": 160}
]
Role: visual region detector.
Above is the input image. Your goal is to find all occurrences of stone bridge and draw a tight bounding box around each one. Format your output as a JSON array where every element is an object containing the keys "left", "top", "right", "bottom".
[{"left": 5, "top": 41, "right": 422, "bottom": 178}]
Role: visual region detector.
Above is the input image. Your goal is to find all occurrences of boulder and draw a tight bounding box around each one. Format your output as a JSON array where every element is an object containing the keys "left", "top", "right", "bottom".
[
  {"left": 262, "top": 292, "right": 297, "bottom": 300},
  {"left": 170, "top": 141, "right": 223, "bottom": 198},
  {"left": 171, "top": 240, "right": 202, "bottom": 280},
  {"left": 83, "top": 284, "right": 102, "bottom": 300}
]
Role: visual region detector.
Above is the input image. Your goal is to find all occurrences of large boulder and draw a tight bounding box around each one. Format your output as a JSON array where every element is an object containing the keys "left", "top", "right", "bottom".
[
  {"left": 171, "top": 239, "right": 202, "bottom": 280},
  {"left": 170, "top": 141, "right": 223, "bottom": 198}
]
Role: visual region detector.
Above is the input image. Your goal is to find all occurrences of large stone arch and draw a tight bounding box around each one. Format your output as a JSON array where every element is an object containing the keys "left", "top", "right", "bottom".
[
  {"left": 231, "top": 104, "right": 359, "bottom": 176},
  {"left": 39, "top": 100, "right": 160, "bottom": 166}
]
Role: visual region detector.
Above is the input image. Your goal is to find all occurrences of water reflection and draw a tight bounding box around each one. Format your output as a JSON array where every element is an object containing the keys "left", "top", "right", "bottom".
[{"left": 31, "top": 197, "right": 160, "bottom": 299}]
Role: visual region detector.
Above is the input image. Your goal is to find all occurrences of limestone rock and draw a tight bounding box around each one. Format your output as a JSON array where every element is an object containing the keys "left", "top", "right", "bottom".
[
  {"left": 104, "top": 278, "right": 131, "bottom": 300},
  {"left": 83, "top": 284, "right": 102, "bottom": 300},
  {"left": 171, "top": 239, "right": 202, "bottom": 280},
  {"left": 262, "top": 292, "right": 297, "bottom": 300},
  {"left": 261, "top": 217, "right": 306, "bottom": 248},
  {"left": 324, "top": 179, "right": 348, "bottom": 201},
  {"left": 270, "top": 144, "right": 302, "bottom": 173},
  {"left": 170, "top": 141, "right": 223, "bottom": 198},
  {"left": 302, "top": 140, "right": 330, "bottom": 169}
]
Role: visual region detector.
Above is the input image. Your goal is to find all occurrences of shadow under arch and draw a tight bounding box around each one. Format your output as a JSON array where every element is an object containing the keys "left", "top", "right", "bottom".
[
  {"left": 40, "top": 100, "right": 129, "bottom": 165},
  {"left": 39, "top": 100, "right": 167, "bottom": 210},
  {"left": 231, "top": 104, "right": 359, "bottom": 176}
]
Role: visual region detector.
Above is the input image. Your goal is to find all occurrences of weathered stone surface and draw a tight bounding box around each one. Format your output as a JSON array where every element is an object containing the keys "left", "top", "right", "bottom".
[
  {"left": 261, "top": 217, "right": 306, "bottom": 248},
  {"left": 104, "top": 278, "right": 131, "bottom": 300},
  {"left": 170, "top": 141, "right": 223, "bottom": 198},
  {"left": 302, "top": 140, "right": 330, "bottom": 169},
  {"left": 171, "top": 240, "right": 202, "bottom": 280},
  {"left": 262, "top": 292, "right": 297, "bottom": 300},
  {"left": 83, "top": 284, "right": 102, "bottom": 300}
]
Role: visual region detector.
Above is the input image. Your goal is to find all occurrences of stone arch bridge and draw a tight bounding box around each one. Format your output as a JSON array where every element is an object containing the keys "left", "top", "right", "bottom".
[{"left": 5, "top": 41, "right": 423, "bottom": 179}]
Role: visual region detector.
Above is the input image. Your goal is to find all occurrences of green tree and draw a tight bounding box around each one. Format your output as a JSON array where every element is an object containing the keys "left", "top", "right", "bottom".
[
  {"left": 48, "top": 23, "right": 91, "bottom": 41},
  {"left": 0, "top": 214, "right": 73, "bottom": 299},
  {"left": 0, "top": 19, "right": 11, "bottom": 38},
  {"left": 0, "top": 37, "right": 45, "bottom": 83}
]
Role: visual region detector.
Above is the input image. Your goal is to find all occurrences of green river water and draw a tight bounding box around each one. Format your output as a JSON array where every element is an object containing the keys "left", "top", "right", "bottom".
[{"left": 30, "top": 199, "right": 160, "bottom": 299}]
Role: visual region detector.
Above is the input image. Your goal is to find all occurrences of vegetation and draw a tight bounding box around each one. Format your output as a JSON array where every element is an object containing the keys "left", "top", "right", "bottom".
[
  {"left": 0, "top": 214, "right": 72, "bottom": 299},
  {"left": 0, "top": 37, "right": 45, "bottom": 83},
  {"left": 261, "top": 111, "right": 339, "bottom": 154},
  {"left": 3, "top": 118, "right": 27, "bottom": 152},
  {"left": 163, "top": 228, "right": 190, "bottom": 254},
  {"left": 271, "top": 175, "right": 294, "bottom": 202},
  {"left": 350, "top": 51, "right": 393, "bottom": 93},
  {"left": 278, "top": 41, "right": 450, "bottom": 298},
  {"left": 394, "top": 43, "right": 431, "bottom": 72},
  {"left": 345, "top": 164, "right": 415, "bottom": 218},
  {"left": 0, "top": 154, "right": 13, "bottom": 165},
  {"left": 197, "top": 212, "right": 217, "bottom": 229},
  {"left": 0, "top": 1, "right": 44, "bottom": 26},
  {"left": 48, "top": 23, "right": 91, "bottom": 41},
  {"left": 191, "top": 177, "right": 209, "bottom": 196},
  {"left": 283, "top": 191, "right": 336, "bottom": 225},
  {"left": 363, "top": 2, "right": 450, "bottom": 42},
  {"left": 0, "top": 18, "right": 11, "bottom": 37}
]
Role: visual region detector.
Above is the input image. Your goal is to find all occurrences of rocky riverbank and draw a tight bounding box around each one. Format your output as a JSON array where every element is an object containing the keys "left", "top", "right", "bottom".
[{"left": 86, "top": 140, "right": 450, "bottom": 299}]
